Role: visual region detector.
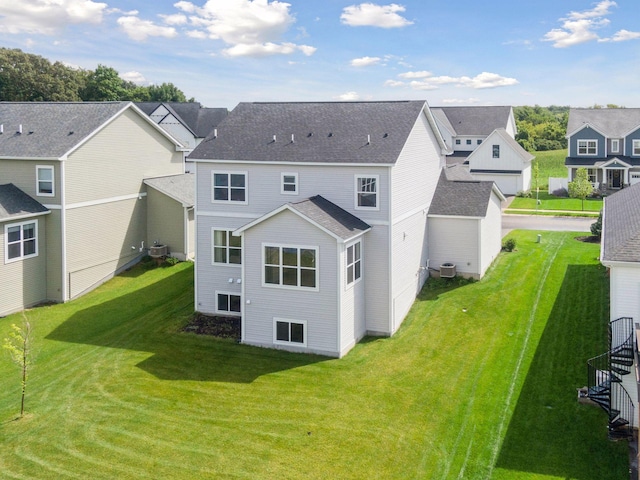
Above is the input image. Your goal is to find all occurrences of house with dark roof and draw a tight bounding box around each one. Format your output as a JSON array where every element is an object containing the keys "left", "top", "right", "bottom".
[
  {"left": 136, "top": 102, "right": 228, "bottom": 172},
  {"left": 0, "top": 102, "right": 184, "bottom": 316},
  {"left": 189, "top": 101, "right": 504, "bottom": 357},
  {"left": 565, "top": 108, "right": 640, "bottom": 191},
  {"left": 431, "top": 106, "right": 532, "bottom": 195},
  {"left": 585, "top": 184, "right": 640, "bottom": 438},
  {"left": 428, "top": 165, "right": 505, "bottom": 279}
]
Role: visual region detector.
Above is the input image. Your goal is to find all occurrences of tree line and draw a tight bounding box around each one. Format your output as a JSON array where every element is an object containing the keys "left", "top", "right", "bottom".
[{"left": 0, "top": 48, "right": 191, "bottom": 103}]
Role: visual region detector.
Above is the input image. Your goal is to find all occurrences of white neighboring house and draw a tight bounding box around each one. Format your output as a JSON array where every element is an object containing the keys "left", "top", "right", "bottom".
[
  {"left": 191, "top": 101, "right": 505, "bottom": 358},
  {"left": 137, "top": 102, "right": 228, "bottom": 173},
  {"left": 466, "top": 128, "right": 534, "bottom": 195}
]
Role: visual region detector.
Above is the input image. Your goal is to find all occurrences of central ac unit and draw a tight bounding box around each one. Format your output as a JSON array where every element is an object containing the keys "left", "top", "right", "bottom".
[{"left": 440, "top": 263, "right": 456, "bottom": 278}]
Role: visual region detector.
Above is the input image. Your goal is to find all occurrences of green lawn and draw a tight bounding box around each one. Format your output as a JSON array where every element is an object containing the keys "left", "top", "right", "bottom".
[
  {"left": 509, "top": 192, "right": 603, "bottom": 212},
  {"left": 0, "top": 233, "right": 627, "bottom": 479},
  {"left": 533, "top": 149, "right": 568, "bottom": 188}
]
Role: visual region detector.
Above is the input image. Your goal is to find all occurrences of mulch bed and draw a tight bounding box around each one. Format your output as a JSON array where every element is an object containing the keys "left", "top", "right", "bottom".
[
  {"left": 575, "top": 235, "right": 600, "bottom": 243},
  {"left": 183, "top": 313, "right": 241, "bottom": 340}
]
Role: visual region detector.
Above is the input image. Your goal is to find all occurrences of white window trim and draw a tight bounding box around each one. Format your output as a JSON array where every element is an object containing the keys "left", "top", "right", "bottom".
[
  {"left": 273, "top": 317, "right": 307, "bottom": 347},
  {"left": 215, "top": 291, "right": 242, "bottom": 316},
  {"left": 211, "top": 171, "right": 248, "bottom": 204},
  {"left": 633, "top": 139, "right": 640, "bottom": 156},
  {"left": 354, "top": 174, "right": 380, "bottom": 211},
  {"left": 611, "top": 139, "right": 620, "bottom": 153},
  {"left": 262, "top": 243, "right": 319, "bottom": 292},
  {"left": 577, "top": 139, "right": 598, "bottom": 156},
  {"left": 211, "top": 228, "right": 242, "bottom": 266},
  {"left": 346, "top": 240, "right": 362, "bottom": 288},
  {"left": 36, "top": 165, "right": 55, "bottom": 197},
  {"left": 281, "top": 172, "right": 298, "bottom": 195},
  {"left": 5, "top": 219, "right": 38, "bottom": 264}
]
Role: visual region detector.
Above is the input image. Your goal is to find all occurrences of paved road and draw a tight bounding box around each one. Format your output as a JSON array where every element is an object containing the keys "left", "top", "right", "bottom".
[{"left": 502, "top": 214, "right": 595, "bottom": 237}]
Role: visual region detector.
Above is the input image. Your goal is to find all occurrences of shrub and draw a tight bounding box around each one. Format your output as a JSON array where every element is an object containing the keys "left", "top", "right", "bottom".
[
  {"left": 162, "top": 256, "right": 181, "bottom": 267},
  {"left": 516, "top": 190, "right": 532, "bottom": 198},
  {"left": 502, "top": 238, "right": 517, "bottom": 252},
  {"left": 591, "top": 211, "right": 602, "bottom": 238}
]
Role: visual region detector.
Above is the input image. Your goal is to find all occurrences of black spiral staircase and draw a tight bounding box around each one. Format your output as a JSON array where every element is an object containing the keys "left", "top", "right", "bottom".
[{"left": 586, "top": 317, "right": 636, "bottom": 440}]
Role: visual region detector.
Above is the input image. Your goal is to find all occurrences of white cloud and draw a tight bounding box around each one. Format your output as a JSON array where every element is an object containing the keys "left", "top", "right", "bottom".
[
  {"left": 441, "top": 98, "right": 481, "bottom": 105},
  {"left": 336, "top": 91, "right": 360, "bottom": 101},
  {"left": 341, "top": 3, "right": 413, "bottom": 28},
  {"left": 603, "top": 29, "right": 640, "bottom": 42},
  {"left": 350, "top": 56, "right": 381, "bottom": 67},
  {"left": 160, "top": 13, "right": 188, "bottom": 25},
  {"left": 542, "top": 0, "right": 617, "bottom": 47},
  {"left": 117, "top": 16, "right": 178, "bottom": 41},
  {"left": 388, "top": 71, "right": 518, "bottom": 90},
  {"left": 121, "top": 71, "right": 147, "bottom": 84},
  {"left": 186, "top": 29, "right": 208, "bottom": 39},
  {"left": 0, "top": 0, "right": 107, "bottom": 35},
  {"left": 172, "top": 0, "right": 315, "bottom": 57}
]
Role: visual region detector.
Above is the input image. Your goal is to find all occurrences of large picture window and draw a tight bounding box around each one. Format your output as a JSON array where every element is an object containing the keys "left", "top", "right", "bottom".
[
  {"left": 264, "top": 245, "right": 317, "bottom": 289},
  {"left": 212, "top": 171, "right": 247, "bottom": 203},
  {"left": 5, "top": 220, "right": 37, "bottom": 263},
  {"left": 578, "top": 139, "right": 597, "bottom": 155},
  {"left": 274, "top": 318, "right": 306, "bottom": 346},
  {"left": 212, "top": 230, "right": 241, "bottom": 265},
  {"left": 355, "top": 175, "right": 379, "bottom": 209},
  {"left": 346, "top": 241, "right": 361, "bottom": 285},
  {"left": 36, "top": 166, "right": 54, "bottom": 197}
]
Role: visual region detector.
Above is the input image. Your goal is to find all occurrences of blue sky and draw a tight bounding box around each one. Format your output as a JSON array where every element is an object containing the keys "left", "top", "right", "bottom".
[{"left": 0, "top": 0, "right": 638, "bottom": 108}]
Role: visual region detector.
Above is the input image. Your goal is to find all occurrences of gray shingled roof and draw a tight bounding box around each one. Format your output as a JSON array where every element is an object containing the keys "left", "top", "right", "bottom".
[
  {"left": 0, "top": 183, "right": 49, "bottom": 221},
  {"left": 189, "top": 101, "right": 428, "bottom": 164},
  {"left": 0, "top": 102, "right": 129, "bottom": 158},
  {"left": 428, "top": 170, "right": 496, "bottom": 217},
  {"left": 442, "top": 163, "right": 474, "bottom": 181},
  {"left": 432, "top": 106, "right": 513, "bottom": 136},
  {"left": 602, "top": 184, "right": 640, "bottom": 262},
  {"left": 144, "top": 174, "right": 194, "bottom": 207},
  {"left": 289, "top": 196, "right": 371, "bottom": 240},
  {"left": 567, "top": 108, "right": 640, "bottom": 137},
  {"left": 137, "top": 102, "right": 228, "bottom": 138}
]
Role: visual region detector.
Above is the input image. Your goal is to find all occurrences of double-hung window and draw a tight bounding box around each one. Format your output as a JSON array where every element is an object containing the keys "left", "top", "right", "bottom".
[
  {"left": 578, "top": 139, "right": 597, "bottom": 155},
  {"left": 492, "top": 145, "right": 500, "bottom": 158},
  {"left": 212, "top": 230, "right": 241, "bottom": 265},
  {"left": 264, "top": 245, "right": 317, "bottom": 289},
  {"left": 346, "top": 241, "right": 361, "bottom": 285},
  {"left": 633, "top": 140, "right": 640, "bottom": 156},
  {"left": 36, "top": 166, "right": 54, "bottom": 197},
  {"left": 274, "top": 318, "right": 306, "bottom": 346},
  {"left": 281, "top": 173, "right": 298, "bottom": 195},
  {"left": 216, "top": 292, "right": 241, "bottom": 315},
  {"left": 587, "top": 169, "right": 597, "bottom": 183},
  {"left": 212, "top": 171, "right": 247, "bottom": 203},
  {"left": 611, "top": 139, "right": 620, "bottom": 153},
  {"left": 5, "top": 220, "right": 37, "bottom": 263},
  {"left": 355, "top": 175, "right": 379, "bottom": 209}
]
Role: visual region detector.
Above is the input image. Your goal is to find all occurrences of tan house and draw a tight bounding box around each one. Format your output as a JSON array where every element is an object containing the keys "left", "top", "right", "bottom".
[{"left": 0, "top": 102, "right": 184, "bottom": 316}]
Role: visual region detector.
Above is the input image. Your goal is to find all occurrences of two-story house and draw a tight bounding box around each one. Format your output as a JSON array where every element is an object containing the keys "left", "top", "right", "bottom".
[
  {"left": 136, "top": 102, "right": 228, "bottom": 173},
  {"left": 430, "top": 106, "right": 532, "bottom": 195},
  {"left": 565, "top": 108, "right": 640, "bottom": 191},
  {"left": 191, "top": 101, "right": 503, "bottom": 358},
  {"left": 0, "top": 102, "right": 184, "bottom": 316}
]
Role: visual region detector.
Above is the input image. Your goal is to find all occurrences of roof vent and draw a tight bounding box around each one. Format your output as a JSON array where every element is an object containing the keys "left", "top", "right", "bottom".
[
  {"left": 307, "top": 132, "right": 313, "bottom": 137},
  {"left": 383, "top": 133, "right": 388, "bottom": 138},
  {"left": 17, "top": 124, "right": 22, "bottom": 134},
  {"left": 366, "top": 134, "right": 371, "bottom": 145},
  {"left": 0, "top": 124, "right": 3, "bottom": 134},
  {"left": 291, "top": 134, "right": 295, "bottom": 143},
  {"left": 68, "top": 131, "right": 74, "bottom": 136},
  {"left": 213, "top": 128, "right": 217, "bottom": 138},
  {"left": 328, "top": 132, "right": 333, "bottom": 137},
  {"left": 273, "top": 134, "right": 277, "bottom": 142}
]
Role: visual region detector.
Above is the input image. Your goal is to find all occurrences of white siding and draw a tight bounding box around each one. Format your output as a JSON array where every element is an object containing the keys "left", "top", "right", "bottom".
[
  {"left": 609, "top": 265, "right": 640, "bottom": 321},
  {"left": 473, "top": 173, "right": 519, "bottom": 196},
  {"left": 479, "top": 193, "right": 503, "bottom": 277},
  {"left": 470, "top": 139, "right": 525, "bottom": 172},
  {"left": 339, "top": 240, "right": 367, "bottom": 355},
  {"left": 241, "top": 210, "right": 340, "bottom": 356},
  {"left": 428, "top": 217, "right": 480, "bottom": 278}
]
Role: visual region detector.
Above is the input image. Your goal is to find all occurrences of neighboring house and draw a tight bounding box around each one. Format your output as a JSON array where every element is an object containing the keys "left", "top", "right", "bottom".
[
  {"left": 565, "top": 108, "right": 640, "bottom": 191},
  {"left": 431, "top": 106, "right": 531, "bottom": 195},
  {"left": 428, "top": 165, "right": 505, "bottom": 279},
  {"left": 144, "top": 173, "right": 195, "bottom": 261},
  {"left": 0, "top": 102, "right": 184, "bottom": 316},
  {"left": 136, "top": 102, "right": 228, "bottom": 173},
  {"left": 585, "top": 184, "right": 640, "bottom": 439},
  {"left": 190, "top": 100, "right": 504, "bottom": 358}
]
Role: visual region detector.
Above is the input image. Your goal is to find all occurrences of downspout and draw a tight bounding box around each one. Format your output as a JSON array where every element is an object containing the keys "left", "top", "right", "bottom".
[
  {"left": 388, "top": 165, "right": 394, "bottom": 333},
  {"left": 60, "top": 157, "right": 68, "bottom": 301},
  {"left": 336, "top": 241, "right": 342, "bottom": 356},
  {"left": 194, "top": 164, "right": 199, "bottom": 310}
]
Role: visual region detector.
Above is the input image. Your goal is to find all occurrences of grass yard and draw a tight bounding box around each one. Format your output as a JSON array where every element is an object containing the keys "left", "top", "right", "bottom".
[
  {"left": 508, "top": 192, "right": 603, "bottom": 213},
  {"left": 0, "top": 232, "right": 628, "bottom": 479},
  {"left": 533, "top": 149, "right": 568, "bottom": 189}
]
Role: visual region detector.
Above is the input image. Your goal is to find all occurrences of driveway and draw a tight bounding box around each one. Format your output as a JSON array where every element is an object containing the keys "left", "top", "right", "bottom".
[{"left": 502, "top": 214, "right": 595, "bottom": 237}]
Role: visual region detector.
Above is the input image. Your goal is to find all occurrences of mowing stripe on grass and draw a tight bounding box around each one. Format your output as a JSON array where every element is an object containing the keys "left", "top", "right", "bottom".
[{"left": 485, "top": 235, "right": 562, "bottom": 479}]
